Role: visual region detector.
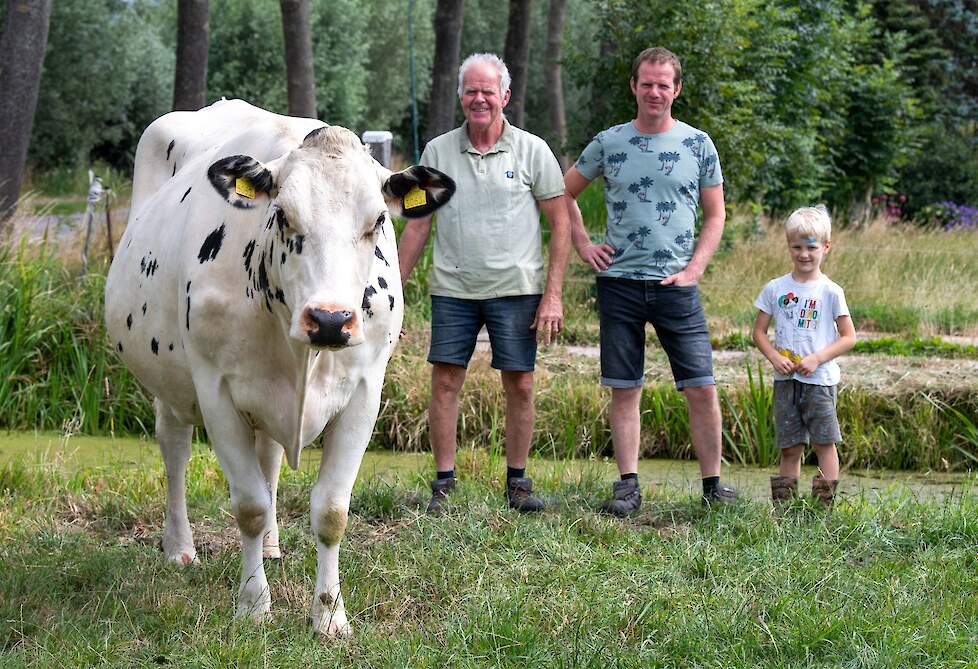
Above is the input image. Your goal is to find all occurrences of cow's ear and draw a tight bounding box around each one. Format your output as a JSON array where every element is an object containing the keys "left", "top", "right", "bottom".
[
  {"left": 383, "top": 166, "right": 456, "bottom": 219},
  {"left": 207, "top": 155, "right": 275, "bottom": 209}
]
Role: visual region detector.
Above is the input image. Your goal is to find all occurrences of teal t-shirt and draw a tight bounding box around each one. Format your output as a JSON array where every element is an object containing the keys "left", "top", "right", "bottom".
[{"left": 575, "top": 120, "right": 723, "bottom": 280}]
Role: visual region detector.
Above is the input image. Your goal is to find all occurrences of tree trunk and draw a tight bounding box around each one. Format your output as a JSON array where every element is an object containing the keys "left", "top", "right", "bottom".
[
  {"left": 426, "top": 0, "right": 464, "bottom": 142},
  {"left": 0, "top": 0, "right": 52, "bottom": 224},
  {"left": 503, "top": 0, "right": 532, "bottom": 128},
  {"left": 544, "top": 0, "right": 568, "bottom": 170},
  {"left": 173, "top": 0, "right": 209, "bottom": 111},
  {"left": 280, "top": 0, "right": 317, "bottom": 118}
]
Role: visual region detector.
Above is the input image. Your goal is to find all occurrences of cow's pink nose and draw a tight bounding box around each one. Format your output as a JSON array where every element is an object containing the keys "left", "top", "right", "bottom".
[{"left": 302, "top": 307, "right": 358, "bottom": 348}]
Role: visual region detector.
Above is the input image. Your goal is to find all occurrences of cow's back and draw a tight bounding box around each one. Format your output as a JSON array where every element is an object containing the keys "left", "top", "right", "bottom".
[{"left": 130, "top": 99, "right": 323, "bottom": 212}]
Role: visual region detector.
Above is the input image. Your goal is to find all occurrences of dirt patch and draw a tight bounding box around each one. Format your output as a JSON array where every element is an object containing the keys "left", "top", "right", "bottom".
[{"left": 539, "top": 341, "right": 978, "bottom": 395}]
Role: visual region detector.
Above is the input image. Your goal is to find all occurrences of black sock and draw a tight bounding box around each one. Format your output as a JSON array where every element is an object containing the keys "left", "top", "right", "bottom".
[
  {"left": 702, "top": 476, "right": 720, "bottom": 496},
  {"left": 620, "top": 472, "right": 638, "bottom": 481},
  {"left": 436, "top": 469, "right": 455, "bottom": 480},
  {"left": 506, "top": 466, "right": 525, "bottom": 481}
]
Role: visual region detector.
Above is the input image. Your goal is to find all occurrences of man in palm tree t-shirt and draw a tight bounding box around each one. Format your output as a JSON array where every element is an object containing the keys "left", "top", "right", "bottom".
[{"left": 564, "top": 47, "right": 737, "bottom": 515}]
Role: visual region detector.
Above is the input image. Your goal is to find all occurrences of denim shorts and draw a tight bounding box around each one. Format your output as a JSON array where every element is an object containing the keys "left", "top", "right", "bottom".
[
  {"left": 429, "top": 294, "right": 541, "bottom": 371},
  {"left": 595, "top": 276, "right": 715, "bottom": 390},
  {"left": 773, "top": 380, "right": 842, "bottom": 448}
]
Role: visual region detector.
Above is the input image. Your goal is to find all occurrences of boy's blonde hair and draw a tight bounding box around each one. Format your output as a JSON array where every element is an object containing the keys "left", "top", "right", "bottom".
[{"left": 785, "top": 205, "right": 832, "bottom": 242}]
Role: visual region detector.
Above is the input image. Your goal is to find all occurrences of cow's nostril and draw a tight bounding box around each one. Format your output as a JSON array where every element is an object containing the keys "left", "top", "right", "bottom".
[{"left": 306, "top": 308, "right": 353, "bottom": 347}]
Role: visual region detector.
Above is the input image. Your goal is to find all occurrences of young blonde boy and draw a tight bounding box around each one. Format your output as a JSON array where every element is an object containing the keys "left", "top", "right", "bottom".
[{"left": 752, "top": 206, "right": 856, "bottom": 507}]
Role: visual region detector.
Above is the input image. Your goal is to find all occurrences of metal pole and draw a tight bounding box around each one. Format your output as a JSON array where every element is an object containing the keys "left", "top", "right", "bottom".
[{"left": 408, "top": 0, "right": 420, "bottom": 163}]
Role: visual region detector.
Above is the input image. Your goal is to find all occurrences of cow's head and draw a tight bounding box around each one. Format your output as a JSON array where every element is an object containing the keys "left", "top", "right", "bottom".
[{"left": 206, "top": 126, "right": 454, "bottom": 349}]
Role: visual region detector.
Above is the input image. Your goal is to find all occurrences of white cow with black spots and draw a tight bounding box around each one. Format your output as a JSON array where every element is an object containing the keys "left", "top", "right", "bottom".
[{"left": 105, "top": 100, "right": 454, "bottom": 636}]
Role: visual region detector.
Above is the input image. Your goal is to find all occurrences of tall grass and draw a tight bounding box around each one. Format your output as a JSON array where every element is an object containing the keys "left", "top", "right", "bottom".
[
  {"left": 0, "top": 244, "right": 153, "bottom": 435},
  {"left": 3, "top": 237, "right": 976, "bottom": 471},
  {"left": 701, "top": 222, "right": 978, "bottom": 335}
]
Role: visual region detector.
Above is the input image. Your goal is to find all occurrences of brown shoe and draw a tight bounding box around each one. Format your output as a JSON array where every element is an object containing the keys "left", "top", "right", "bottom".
[
  {"left": 506, "top": 477, "right": 545, "bottom": 513},
  {"left": 599, "top": 478, "right": 642, "bottom": 517},
  {"left": 427, "top": 477, "right": 456, "bottom": 514},
  {"left": 811, "top": 475, "right": 838, "bottom": 508},
  {"left": 770, "top": 475, "right": 798, "bottom": 507}
]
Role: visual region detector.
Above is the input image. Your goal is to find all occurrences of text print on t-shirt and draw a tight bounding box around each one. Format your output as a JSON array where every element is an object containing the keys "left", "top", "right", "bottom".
[{"left": 778, "top": 292, "right": 820, "bottom": 330}]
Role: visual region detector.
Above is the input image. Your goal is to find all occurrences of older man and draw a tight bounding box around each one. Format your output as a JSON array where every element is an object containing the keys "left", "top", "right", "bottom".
[
  {"left": 399, "top": 53, "right": 570, "bottom": 513},
  {"left": 564, "top": 47, "right": 738, "bottom": 515}
]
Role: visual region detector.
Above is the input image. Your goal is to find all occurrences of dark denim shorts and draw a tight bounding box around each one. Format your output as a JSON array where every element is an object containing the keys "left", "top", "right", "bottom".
[
  {"left": 596, "top": 276, "right": 715, "bottom": 390},
  {"left": 429, "top": 294, "right": 541, "bottom": 371},
  {"left": 773, "top": 380, "right": 842, "bottom": 448}
]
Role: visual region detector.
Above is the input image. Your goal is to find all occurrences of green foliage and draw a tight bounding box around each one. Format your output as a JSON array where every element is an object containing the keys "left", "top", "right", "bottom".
[
  {"left": 28, "top": 0, "right": 174, "bottom": 171},
  {"left": 0, "top": 245, "right": 154, "bottom": 435}
]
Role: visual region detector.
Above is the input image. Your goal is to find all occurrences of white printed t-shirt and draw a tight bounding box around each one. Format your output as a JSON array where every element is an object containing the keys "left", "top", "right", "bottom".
[{"left": 755, "top": 273, "right": 850, "bottom": 386}]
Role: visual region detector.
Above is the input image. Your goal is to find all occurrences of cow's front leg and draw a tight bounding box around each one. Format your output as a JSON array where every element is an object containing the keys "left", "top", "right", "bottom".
[
  {"left": 196, "top": 386, "right": 274, "bottom": 620},
  {"left": 256, "top": 431, "right": 284, "bottom": 559},
  {"left": 309, "top": 382, "right": 380, "bottom": 638},
  {"left": 155, "top": 398, "right": 197, "bottom": 566}
]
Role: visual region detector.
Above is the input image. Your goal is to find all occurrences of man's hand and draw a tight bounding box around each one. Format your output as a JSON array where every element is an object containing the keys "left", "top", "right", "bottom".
[
  {"left": 530, "top": 293, "right": 563, "bottom": 346},
  {"left": 660, "top": 266, "right": 701, "bottom": 287},
  {"left": 577, "top": 242, "right": 616, "bottom": 272}
]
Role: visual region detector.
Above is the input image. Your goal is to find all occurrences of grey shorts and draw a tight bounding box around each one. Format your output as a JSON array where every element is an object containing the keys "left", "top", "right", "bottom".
[
  {"left": 428, "top": 294, "right": 541, "bottom": 371},
  {"left": 774, "top": 380, "right": 842, "bottom": 449}
]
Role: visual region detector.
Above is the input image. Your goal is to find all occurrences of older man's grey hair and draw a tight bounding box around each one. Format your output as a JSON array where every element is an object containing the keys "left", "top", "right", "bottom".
[{"left": 457, "top": 53, "right": 511, "bottom": 97}]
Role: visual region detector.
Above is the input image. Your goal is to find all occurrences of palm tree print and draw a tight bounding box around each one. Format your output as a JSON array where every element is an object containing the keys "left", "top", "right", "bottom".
[
  {"left": 627, "top": 176, "right": 654, "bottom": 201},
  {"left": 610, "top": 200, "right": 628, "bottom": 225},
  {"left": 651, "top": 248, "right": 676, "bottom": 270},
  {"left": 628, "top": 136, "right": 654, "bottom": 153},
  {"left": 674, "top": 230, "right": 693, "bottom": 251},
  {"left": 700, "top": 154, "right": 717, "bottom": 179},
  {"left": 678, "top": 180, "right": 698, "bottom": 205},
  {"left": 656, "top": 201, "right": 677, "bottom": 225},
  {"left": 607, "top": 152, "right": 628, "bottom": 176},
  {"left": 682, "top": 133, "right": 707, "bottom": 159},
  {"left": 658, "top": 151, "right": 681, "bottom": 174},
  {"left": 626, "top": 225, "right": 653, "bottom": 250}
]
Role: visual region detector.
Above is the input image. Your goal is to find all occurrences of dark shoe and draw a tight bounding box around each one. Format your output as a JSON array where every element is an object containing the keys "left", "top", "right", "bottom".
[
  {"left": 427, "top": 477, "right": 456, "bottom": 514},
  {"left": 506, "top": 477, "right": 545, "bottom": 513},
  {"left": 599, "top": 478, "right": 642, "bottom": 517},
  {"left": 811, "top": 475, "right": 838, "bottom": 508},
  {"left": 702, "top": 483, "right": 739, "bottom": 506},
  {"left": 770, "top": 475, "right": 798, "bottom": 507}
]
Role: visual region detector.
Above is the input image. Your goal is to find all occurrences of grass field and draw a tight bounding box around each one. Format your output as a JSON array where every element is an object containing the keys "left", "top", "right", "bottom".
[{"left": 2, "top": 436, "right": 978, "bottom": 667}]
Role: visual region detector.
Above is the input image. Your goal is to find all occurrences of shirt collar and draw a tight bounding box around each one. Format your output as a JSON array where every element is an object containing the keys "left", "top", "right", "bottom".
[{"left": 458, "top": 119, "right": 514, "bottom": 155}]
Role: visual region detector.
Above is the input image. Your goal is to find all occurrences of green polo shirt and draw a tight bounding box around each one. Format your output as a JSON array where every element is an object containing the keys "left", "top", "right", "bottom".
[{"left": 419, "top": 120, "right": 565, "bottom": 299}]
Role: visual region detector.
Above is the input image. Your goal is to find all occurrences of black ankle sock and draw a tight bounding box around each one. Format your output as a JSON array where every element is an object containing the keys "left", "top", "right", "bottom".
[
  {"left": 506, "top": 466, "right": 525, "bottom": 480},
  {"left": 702, "top": 476, "right": 720, "bottom": 495},
  {"left": 620, "top": 472, "right": 638, "bottom": 481},
  {"left": 436, "top": 469, "right": 455, "bottom": 480}
]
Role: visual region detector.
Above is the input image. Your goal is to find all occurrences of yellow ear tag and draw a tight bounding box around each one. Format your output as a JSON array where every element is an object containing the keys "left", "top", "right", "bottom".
[
  {"left": 404, "top": 185, "right": 427, "bottom": 209},
  {"left": 235, "top": 177, "right": 256, "bottom": 199}
]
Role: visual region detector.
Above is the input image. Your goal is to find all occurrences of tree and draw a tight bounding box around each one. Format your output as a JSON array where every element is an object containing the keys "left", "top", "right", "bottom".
[
  {"left": 280, "top": 0, "right": 317, "bottom": 118},
  {"left": 427, "top": 0, "right": 464, "bottom": 141},
  {"left": 0, "top": 0, "right": 52, "bottom": 222},
  {"left": 544, "top": 0, "right": 568, "bottom": 169},
  {"left": 503, "top": 0, "right": 532, "bottom": 128},
  {"left": 173, "top": 0, "right": 209, "bottom": 111}
]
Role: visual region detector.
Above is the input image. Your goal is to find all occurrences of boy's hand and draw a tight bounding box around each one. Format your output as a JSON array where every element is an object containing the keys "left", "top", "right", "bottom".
[
  {"left": 769, "top": 354, "right": 796, "bottom": 375},
  {"left": 795, "top": 354, "right": 820, "bottom": 376}
]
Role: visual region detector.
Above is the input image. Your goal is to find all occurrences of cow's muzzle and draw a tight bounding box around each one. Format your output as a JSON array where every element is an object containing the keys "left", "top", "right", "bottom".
[{"left": 302, "top": 306, "right": 359, "bottom": 348}]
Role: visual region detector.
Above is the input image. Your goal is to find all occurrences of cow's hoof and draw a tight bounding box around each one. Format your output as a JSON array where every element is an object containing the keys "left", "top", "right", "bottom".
[
  {"left": 162, "top": 543, "right": 198, "bottom": 566},
  {"left": 236, "top": 596, "right": 272, "bottom": 621},
  {"left": 312, "top": 614, "right": 352, "bottom": 639},
  {"left": 262, "top": 544, "right": 282, "bottom": 560}
]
